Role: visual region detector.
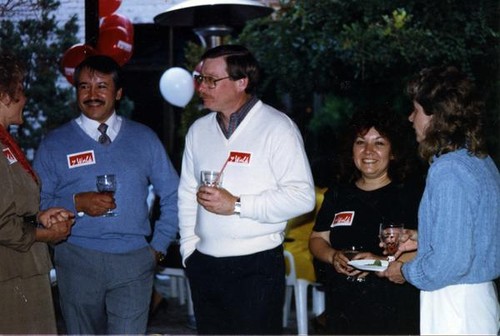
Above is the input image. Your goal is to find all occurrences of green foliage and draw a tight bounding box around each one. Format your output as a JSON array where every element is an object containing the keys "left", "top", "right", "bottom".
[
  {"left": 1, "top": 0, "right": 134, "bottom": 157},
  {"left": 240, "top": 0, "right": 499, "bottom": 93},
  {"left": 237, "top": 0, "right": 500, "bottom": 163},
  {"left": 304, "top": 94, "right": 354, "bottom": 178},
  {"left": 0, "top": 0, "right": 79, "bottom": 156},
  {"left": 308, "top": 95, "right": 354, "bottom": 134}
]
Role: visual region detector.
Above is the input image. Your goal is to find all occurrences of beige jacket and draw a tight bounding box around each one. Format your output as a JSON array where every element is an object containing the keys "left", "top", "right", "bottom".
[{"left": 0, "top": 143, "right": 51, "bottom": 282}]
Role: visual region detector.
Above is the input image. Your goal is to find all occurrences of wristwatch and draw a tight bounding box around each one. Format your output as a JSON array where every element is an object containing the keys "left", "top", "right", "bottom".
[
  {"left": 233, "top": 197, "right": 241, "bottom": 215},
  {"left": 155, "top": 250, "right": 166, "bottom": 264},
  {"left": 74, "top": 193, "right": 84, "bottom": 217}
]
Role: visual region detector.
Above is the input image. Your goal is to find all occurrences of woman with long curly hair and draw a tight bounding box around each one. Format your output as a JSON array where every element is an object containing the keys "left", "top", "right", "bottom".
[{"left": 382, "top": 66, "right": 500, "bottom": 335}]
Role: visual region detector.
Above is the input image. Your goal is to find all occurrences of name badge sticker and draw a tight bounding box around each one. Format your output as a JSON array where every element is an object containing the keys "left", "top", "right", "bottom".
[
  {"left": 2, "top": 147, "right": 17, "bottom": 165},
  {"left": 67, "top": 150, "right": 96, "bottom": 169},
  {"left": 228, "top": 151, "right": 251, "bottom": 165},
  {"left": 331, "top": 211, "right": 355, "bottom": 228}
]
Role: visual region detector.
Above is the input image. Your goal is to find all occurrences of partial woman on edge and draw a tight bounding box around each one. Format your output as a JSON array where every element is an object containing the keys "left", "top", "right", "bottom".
[{"left": 381, "top": 66, "right": 500, "bottom": 335}]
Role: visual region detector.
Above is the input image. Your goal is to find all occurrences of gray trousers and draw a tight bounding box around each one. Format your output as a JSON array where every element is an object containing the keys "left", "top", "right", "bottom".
[{"left": 54, "top": 242, "right": 155, "bottom": 334}]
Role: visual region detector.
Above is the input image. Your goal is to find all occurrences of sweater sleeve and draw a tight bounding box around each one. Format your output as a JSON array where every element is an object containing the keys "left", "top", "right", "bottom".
[
  {"left": 178, "top": 130, "right": 200, "bottom": 264},
  {"left": 402, "top": 159, "right": 477, "bottom": 291},
  {"left": 148, "top": 135, "right": 180, "bottom": 253}
]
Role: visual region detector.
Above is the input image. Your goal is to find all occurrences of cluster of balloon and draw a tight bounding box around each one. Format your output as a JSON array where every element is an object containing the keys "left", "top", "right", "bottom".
[
  {"left": 97, "top": 13, "right": 134, "bottom": 66},
  {"left": 60, "top": 0, "right": 134, "bottom": 84},
  {"left": 159, "top": 67, "right": 195, "bottom": 108}
]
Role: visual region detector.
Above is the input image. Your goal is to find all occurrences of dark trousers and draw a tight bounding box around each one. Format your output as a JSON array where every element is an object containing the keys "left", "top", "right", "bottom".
[
  {"left": 324, "top": 274, "right": 420, "bottom": 335},
  {"left": 186, "top": 245, "right": 285, "bottom": 335}
]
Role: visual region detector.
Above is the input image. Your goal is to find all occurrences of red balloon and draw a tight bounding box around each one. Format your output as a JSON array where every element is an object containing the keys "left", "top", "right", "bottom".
[
  {"left": 60, "top": 44, "right": 97, "bottom": 84},
  {"left": 100, "top": 13, "right": 134, "bottom": 40},
  {"left": 99, "top": 0, "right": 122, "bottom": 18},
  {"left": 97, "top": 26, "right": 133, "bottom": 66}
]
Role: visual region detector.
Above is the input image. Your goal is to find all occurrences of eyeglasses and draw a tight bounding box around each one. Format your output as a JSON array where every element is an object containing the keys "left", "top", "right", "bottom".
[{"left": 194, "top": 74, "right": 230, "bottom": 89}]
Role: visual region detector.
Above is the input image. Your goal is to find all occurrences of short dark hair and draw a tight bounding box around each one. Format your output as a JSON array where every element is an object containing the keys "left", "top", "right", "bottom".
[
  {"left": 337, "top": 107, "right": 418, "bottom": 184},
  {"left": 406, "top": 66, "right": 487, "bottom": 161},
  {"left": 201, "top": 45, "right": 260, "bottom": 94},
  {"left": 73, "top": 55, "right": 122, "bottom": 90},
  {"left": 0, "top": 51, "right": 25, "bottom": 101}
]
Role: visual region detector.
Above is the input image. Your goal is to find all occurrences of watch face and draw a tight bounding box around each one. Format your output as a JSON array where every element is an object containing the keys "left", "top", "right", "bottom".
[{"left": 234, "top": 201, "right": 241, "bottom": 214}]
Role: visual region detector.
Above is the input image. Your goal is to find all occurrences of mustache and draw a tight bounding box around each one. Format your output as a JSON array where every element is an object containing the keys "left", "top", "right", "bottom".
[{"left": 83, "top": 99, "right": 105, "bottom": 105}]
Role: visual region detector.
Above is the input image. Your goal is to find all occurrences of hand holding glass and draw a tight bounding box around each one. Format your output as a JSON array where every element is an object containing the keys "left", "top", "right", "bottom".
[
  {"left": 343, "top": 245, "right": 363, "bottom": 261},
  {"left": 379, "top": 223, "right": 404, "bottom": 257},
  {"left": 200, "top": 171, "right": 223, "bottom": 188},
  {"left": 96, "top": 174, "right": 117, "bottom": 217},
  {"left": 342, "top": 245, "right": 365, "bottom": 282}
]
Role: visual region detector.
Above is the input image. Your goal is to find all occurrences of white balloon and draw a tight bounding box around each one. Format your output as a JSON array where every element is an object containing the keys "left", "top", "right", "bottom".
[{"left": 159, "top": 67, "right": 195, "bottom": 107}]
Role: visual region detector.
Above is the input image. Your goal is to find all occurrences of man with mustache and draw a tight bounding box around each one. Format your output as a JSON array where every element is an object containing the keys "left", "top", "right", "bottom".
[
  {"left": 33, "top": 55, "right": 179, "bottom": 334},
  {"left": 178, "top": 45, "right": 315, "bottom": 334}
]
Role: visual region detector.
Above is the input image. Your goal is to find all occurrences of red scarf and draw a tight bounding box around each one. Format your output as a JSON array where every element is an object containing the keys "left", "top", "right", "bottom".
[{"left": 0, "top": 126, "right": 38, "bottom": 183}]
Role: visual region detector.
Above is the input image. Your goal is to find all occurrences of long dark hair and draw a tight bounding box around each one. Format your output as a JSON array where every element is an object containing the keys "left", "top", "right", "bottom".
[{"left": 407, "top": 66, "right": 487, "bottom": 162}]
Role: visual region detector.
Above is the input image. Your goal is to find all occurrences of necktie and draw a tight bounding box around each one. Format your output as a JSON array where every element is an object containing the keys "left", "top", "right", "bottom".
[{"left": 98, "top": 123, "right": 111, "bottom": 145}]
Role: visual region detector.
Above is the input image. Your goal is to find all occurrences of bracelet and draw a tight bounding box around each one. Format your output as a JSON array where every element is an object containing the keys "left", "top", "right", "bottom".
[{"left": 233, "top": 197, "right": 241, "bottom": 215}]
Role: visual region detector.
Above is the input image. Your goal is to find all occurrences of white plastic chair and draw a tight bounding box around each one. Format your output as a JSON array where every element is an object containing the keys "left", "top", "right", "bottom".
[
  {"left": 156, "top": 267, "right": 195, "bottom": 319},
  {"left": 283, "top": 250, "right": 325, "bottom": 335}
]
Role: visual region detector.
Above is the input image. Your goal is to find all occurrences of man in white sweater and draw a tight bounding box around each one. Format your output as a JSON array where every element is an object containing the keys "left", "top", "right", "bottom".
[{"left": 178, "top": 45, "right": 315, "bottom": 334}]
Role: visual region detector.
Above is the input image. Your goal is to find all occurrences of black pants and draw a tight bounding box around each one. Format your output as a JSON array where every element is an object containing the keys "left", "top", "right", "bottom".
[
  {"left": 324, "top": 274, "right": 419, "bottom": 335},
  {"left": 185, "top": 246, "right": 285, "bottom": 335}
]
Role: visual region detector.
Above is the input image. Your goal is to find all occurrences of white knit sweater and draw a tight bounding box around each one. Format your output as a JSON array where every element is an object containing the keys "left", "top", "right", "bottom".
[{"left": 178, "top": 100, "right": 315, "bottom": 263}]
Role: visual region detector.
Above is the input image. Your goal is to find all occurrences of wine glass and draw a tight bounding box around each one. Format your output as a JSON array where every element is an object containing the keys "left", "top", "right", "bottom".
[
  {"left": 379, "top": 222, "right": 404, "bottom": 260},
  {"left": 96, "top": 174, "right": 117, "bottom": 217},
  {"left": 342, "top": 245, "right": 364, "bottom": 282}
]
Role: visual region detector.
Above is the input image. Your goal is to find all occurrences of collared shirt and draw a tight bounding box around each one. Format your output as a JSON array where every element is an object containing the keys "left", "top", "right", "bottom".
[
  {"left": 217, "top": 95, "right": 258, "bottom": 139},
  {"left": 76, "top": 112, "right": 122, "bottom": 142}
]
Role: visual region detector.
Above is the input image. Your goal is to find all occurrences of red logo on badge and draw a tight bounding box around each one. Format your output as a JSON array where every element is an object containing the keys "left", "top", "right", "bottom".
[
  {"left": 331, "top": 211, "right": 355, "bottom": 227},
  {"left": 228, "top": 151, "right": 251, "bottom": 164},
  {"left": 67, "top": 150, "right": 96, "bottom": 168},
  {"left": 2, "top": 147, "right": 17, "bottom": 164}
]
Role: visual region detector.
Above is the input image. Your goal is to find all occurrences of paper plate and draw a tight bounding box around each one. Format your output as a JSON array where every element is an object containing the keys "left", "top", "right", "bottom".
[{"left": 348, "top": 259, "right": 389, "bottom": 272}]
